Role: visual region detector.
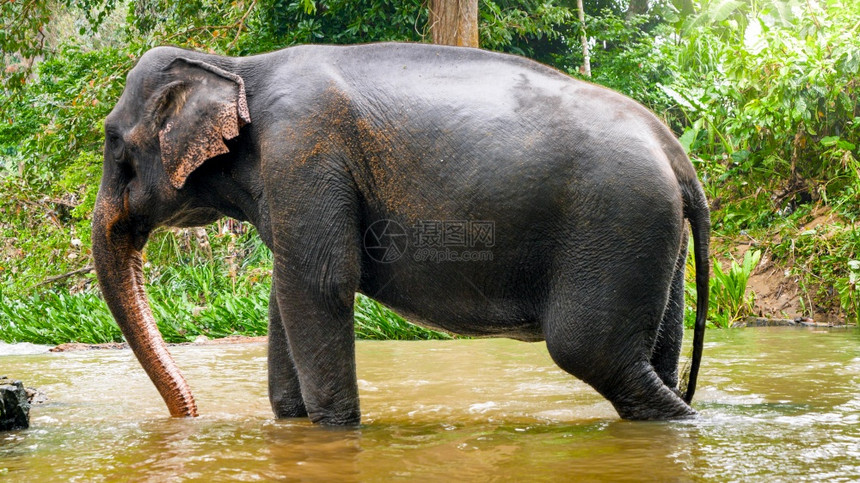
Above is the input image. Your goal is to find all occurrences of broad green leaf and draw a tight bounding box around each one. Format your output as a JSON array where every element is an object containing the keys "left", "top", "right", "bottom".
[
  {"left": 678, "top": 128, "right": 699, "bottom": 154},
  {"left": 821, "top": 136, "right": 840, "bottom": 147}
]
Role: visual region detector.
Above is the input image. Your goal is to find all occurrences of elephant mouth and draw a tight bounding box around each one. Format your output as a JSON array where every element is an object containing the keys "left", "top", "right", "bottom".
[{"left": 163, "top": 207, "right": 223, "bottom": 228}]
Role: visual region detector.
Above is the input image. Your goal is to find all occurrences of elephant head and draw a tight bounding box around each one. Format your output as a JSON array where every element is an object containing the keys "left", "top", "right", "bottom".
[{"left": 92, "top": 48, "right": 250, "bottom": 417}]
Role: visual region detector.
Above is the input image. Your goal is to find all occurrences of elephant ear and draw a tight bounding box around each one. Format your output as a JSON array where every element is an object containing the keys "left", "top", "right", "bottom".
[{"left": 153, "top": 57, "right": 251, "bottom": 189}]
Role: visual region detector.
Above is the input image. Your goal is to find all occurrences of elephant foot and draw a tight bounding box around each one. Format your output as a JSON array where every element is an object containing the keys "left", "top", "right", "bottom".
[
  {"left": 614, "top": 399, "right": 697, "bottom": 421},
  {"left": 271, "top": 396, "right": 308, "bottom": 419},
  {"left": 606, "top": 362, "right": 698, "bottom": 421},
  {"left": 308, "top": 408, "right": 361, "bottom": 427}
]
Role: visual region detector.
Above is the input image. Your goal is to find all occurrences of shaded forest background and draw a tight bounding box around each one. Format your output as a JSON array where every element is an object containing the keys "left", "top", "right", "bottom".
[{"left": 0, "top": 0, "right": 858, "bottom": 343}]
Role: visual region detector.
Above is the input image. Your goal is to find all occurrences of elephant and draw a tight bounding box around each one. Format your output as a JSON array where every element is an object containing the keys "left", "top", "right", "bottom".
[{"left": 92, "top": 42, "right": 710, "bottom": 425}]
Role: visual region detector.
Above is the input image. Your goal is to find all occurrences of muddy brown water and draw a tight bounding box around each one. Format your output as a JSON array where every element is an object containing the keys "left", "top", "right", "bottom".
[{"left": 1, "top": 327, "right": 858, "bottom": 481}]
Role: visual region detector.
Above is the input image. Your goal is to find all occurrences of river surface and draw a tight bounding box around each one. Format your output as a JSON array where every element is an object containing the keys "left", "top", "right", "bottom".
[{"left": 1, "top": 327, "right": 858, "bottom": 481}]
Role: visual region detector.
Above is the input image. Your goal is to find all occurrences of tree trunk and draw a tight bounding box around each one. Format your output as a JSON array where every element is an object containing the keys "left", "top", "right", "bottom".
[
  {"left": 430, "top": 0, "right": 479, "bottom": 48},
  {"left": 577, "top": 0, "right": 591, "bottom": 77}
]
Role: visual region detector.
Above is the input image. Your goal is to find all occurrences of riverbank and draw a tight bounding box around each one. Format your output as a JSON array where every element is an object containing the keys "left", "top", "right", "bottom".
[
  {"left": 712, "top": 206, "right": 860, "bottom": 327},
  {"left": 4, "top": 319, "right": 848, "bottom": 356},
  {"left": 49, "top": 335, "right": 267, "bottom": 352}
]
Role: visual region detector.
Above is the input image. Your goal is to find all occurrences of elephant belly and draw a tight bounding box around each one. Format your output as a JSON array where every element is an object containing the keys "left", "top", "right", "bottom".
[
  {"left": 358, "top": 262, "right": 545, "bottom": 342},
  {"left": 364, "top": 293, "right": 544, "bottom": 342}
]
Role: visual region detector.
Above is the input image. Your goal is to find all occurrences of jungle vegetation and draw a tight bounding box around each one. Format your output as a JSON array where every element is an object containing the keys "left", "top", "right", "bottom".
[{"left": 1, "top": 0, "right": 858, "bottom": 344}]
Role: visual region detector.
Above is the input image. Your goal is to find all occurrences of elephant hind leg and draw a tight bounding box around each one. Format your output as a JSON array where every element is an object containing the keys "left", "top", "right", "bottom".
[
  {"left": 544, "top": 314, "right": 695, "bottom": 420},
  {"left": 650, "top": 230, "right": 689, "bottom": 393},
  {"left": 542, "top": 271, "right": 695, "bottom": 420}
]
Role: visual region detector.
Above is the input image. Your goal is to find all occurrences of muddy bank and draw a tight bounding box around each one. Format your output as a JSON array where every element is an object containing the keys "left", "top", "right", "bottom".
[
  {"left": 719, "top": 206, "right": 856, "bottom": 325},
  {"left": 734, "top": 316, "right": 851, "bottom": 328},
  {"left": 46, "top": 317, "right": 856, "bottom": 353}
]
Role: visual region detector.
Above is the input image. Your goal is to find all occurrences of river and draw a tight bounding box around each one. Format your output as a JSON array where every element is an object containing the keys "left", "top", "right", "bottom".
[{"left": 1, "top": 327, "right": 858, "bottom": 481}]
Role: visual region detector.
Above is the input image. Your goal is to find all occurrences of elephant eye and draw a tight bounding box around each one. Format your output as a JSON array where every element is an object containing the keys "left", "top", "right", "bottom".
[{"left": 107, "top": 132, "right": 126, "bottom": 162}]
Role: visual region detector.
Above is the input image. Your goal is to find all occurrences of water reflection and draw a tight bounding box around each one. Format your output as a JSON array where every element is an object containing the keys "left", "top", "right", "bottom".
[{"left": 1, "top": 327, "right": 858, "bottom": 481}]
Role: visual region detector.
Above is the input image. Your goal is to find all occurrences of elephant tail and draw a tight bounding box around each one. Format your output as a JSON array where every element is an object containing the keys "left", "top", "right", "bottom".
[{"left": 680, "top": 177, "right": 710, "bottom": 404}]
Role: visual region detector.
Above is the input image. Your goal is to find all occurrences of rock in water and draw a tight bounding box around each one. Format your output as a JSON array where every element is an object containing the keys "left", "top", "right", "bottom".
[{"left": 0, "top": 377, "right": 30, "bottom": 430}]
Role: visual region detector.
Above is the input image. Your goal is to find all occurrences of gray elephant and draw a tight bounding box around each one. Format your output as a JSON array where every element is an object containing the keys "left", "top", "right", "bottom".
[{"left": 92, "top": 42, "right": 709, "bottom": 425}]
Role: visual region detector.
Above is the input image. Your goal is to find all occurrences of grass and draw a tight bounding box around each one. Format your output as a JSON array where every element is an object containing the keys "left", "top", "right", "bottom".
[
  {"left": 710, "top": 249, "right": 762, "bottom": 328},
  {"left": 0, "top": 225, "right": 458, "bottom": 345},
  {"left": 0, "top": 291, "right": 121, "bottom": 345},
  {"left": 684, "top": 243, "right": 764, "bottom": 329},
  {"left": 0, "top": 270, "right": 452, "bottom": 345},
  {"left": 354, "top": 295, "right": 454, "bottom": 340}
]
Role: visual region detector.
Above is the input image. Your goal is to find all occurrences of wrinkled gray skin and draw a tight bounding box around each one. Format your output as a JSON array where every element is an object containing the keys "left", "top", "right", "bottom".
[{"left": 92, "top": 43, "right": 710, "bottom": 424}]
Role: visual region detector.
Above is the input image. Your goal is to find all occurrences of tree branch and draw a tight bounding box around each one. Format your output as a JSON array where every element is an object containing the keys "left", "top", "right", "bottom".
[
  {"left": 228, "top": 0, "right": 258, "bottom": 52},
  {"left": 32, "top": 265, "right": 94, "bottom": 289}
]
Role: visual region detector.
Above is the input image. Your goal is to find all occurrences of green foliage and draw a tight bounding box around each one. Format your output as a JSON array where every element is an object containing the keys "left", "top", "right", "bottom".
[
  {"left": 581, "top": 10, "right": 677, "bottom": 111},
  {"left": 0, "top": 291, "right": 121, "bottom": 344},
  {"left": 246, "top": 0, "right": 428, "bottom": 51},
  {"left": 3, "top": 0, "right": 860, "bottom": 344},
  {"left": 480, "top": 0, "right": 574, "bottom": 61},
  {"left": 0, "top": 0, "right": 54, "bottom": 89},
  {"left": 245, "top": 0, "right": 577, "bottom": 61},
  {"left": 711, "top": 249, "right": 762, "bottom": 327},
  {"left": 354, "top": 294, "right": 455, "bottom": 340},
  {"left": 668, "top": 0, "right": 859, "bottom": 323},
  {"left": 665, "top": 0, "right": 860, "bottom": 233},
  {"left": 130, "top": 0, "right": 265, "bottom": 53},
  {"left": 1, "top": 0, "right": 123, "bottom": 90},
  {"left": 837, "top": 260, "right": 860, "bottom": 326},
  {"left": 1, "top": 46, "right": 130, "bottom": 290},
  {"left": 685, "top": 249, "right": 762, "bottom": 329}
]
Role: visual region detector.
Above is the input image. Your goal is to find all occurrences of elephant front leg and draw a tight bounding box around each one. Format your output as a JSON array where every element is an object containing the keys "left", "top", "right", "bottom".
[
  {"left": 274, "top": 265, "right": 361, "bottom": 426},
  {"left": 267, "top": 283, "right": 308, "bottom": 419},
  {"left": 267, "top": 170, "right": 363, "bottom": 425}
]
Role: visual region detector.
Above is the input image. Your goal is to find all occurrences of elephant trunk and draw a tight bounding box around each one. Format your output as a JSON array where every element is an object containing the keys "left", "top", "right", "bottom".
[{"left": 92, "top": 190, "right": 198, "bottom": 418}]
